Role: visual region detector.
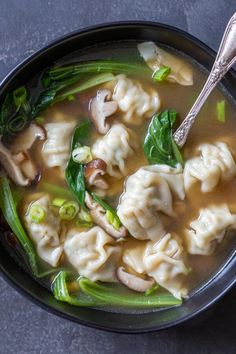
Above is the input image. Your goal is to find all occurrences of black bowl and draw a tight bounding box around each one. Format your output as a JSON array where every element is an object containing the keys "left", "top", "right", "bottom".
[{"left": 0, "top": 22, "right": 236, "bottom": 333}]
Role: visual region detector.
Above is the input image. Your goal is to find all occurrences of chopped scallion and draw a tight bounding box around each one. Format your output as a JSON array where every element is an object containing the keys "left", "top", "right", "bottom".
[
  {"left": 72, "top": 146, "right": 93, "bottom": 164},
  {"left": 35, "top": 116, "right": 45, "bottom": 124},
  {"left": 216, "top": 100, "right": 226, "bottom": 123},
  {"left": 78, "top": 208, "right": 93, "bottom": 222},
  {"left": 52, "top": 198, "right": 67, "bottom": 207},
  {"left": 13, "top": 86, "right": 27, "bottom": 112},
  {"left": 153, "top": 66, "right": 171, "bottom": 82},
  {"left": 59, "top": 201, "right": 79, "bottom": 220},
  {"left": 106, "top": 210, "right": 120, "bottom": 230},
  {"left": 29, "top": 204, "right": 46, "bottom": 224}
]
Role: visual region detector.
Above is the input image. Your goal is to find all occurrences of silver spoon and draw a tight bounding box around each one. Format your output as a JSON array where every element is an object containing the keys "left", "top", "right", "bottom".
[{"left": 174, "top": 12, "right": 236, "bottom": 147}]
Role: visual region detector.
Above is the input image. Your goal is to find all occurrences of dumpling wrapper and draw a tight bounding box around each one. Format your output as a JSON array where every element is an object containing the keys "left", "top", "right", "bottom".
[
  {"left": 117, "top": 164, "right": 184, "bottom": 240},
  {"left": 184, "top": 142, "right": 236, "bottom": 193},
  {"left": 91, "top": 123, "right": 137, "bottom": 178},
  {"left": 138, "top": 41, "right": 193, "bottom": 86},
  {"left": 143, "top": 233, "right": 188, "bottom": 299},
  {"left": 123, "top": 242, "right": 147, "bottom": 274},
  {"left": 112, "top": 74, "right": 161, "bottom": 125},
  {"left": 64, "top": 226, "right": 122, "bottom": 282},
  {"left": 185, "top": 204, "right": 236, "bottom": 255},
  {"left": 42, "top": 121, "right": 76, "bottom": 170},
  {"left": 24, "top": 194, "right": 63, "bottom": 267}
]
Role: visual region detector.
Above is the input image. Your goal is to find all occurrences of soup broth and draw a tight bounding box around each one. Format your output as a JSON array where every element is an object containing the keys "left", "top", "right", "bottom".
[{"left": 0, "top": 40, "right": 236, "bottom": 311}]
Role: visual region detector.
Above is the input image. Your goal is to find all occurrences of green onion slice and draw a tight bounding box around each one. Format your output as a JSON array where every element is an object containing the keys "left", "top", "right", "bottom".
[
  {"left": 153, "top": 66, "right": 171, "bottom": 82},
  {"left": 59, "top": 201, "right": 79, "bottom": 220},
  {"left": 29, "top": 204, "right": 46, "bottom": 224},
  {"left": 216, "top": 100, "right": 226, "bottom": 123}
]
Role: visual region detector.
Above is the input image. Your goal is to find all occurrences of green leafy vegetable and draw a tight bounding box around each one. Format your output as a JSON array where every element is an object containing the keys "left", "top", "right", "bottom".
[
  {"left": 0, "top": 178, "right": 61, "bottom": 278},
  {"left": 53, "top": 275, "right": 181, "bottom": 308},
  {"left": 54, "top": 73, "right": 115, "bottom": 104},
  {"left": 0, "top": 177, "right": 38, "bottom": 274},
  {"left": 13, "top": 86, "right": 27, "bottom": 112},
  {"left": 91, "top": 192, "right": 121, "bottom": 230},
  {"left": 0, "top": 60, "right": 150, "bottom": 134},
  {"left": 153, "top": 66, "right": 171, "bottom": 82},
  {"left": 79, "top": 278, "right": 182, "bottom": 307},
  {"left": 144, "top": 110, "right": 183, "bottom": 167},
  {"left": 65, "top": 120, "right": 91, "bottom": 208},
  {"left": 35, "top": 116, "right": 45, "bottom": 125},
  {"left": 0, "top": 86, "right": 31, "bottom": 137},
  {"left": 46, "top": 60, "right": 150, "bottom": 84},
  {"left": 216, "top": 100, "right": 226, "bottom": 123},
  {"left": 52, "top": 271, "right": 101, "bottom": 306},
  {"left": 145, "top": 284, "right": 159, "bottom": 296},
  {"left": 32, "top": 73, "right": 114, "bottom": 117}
]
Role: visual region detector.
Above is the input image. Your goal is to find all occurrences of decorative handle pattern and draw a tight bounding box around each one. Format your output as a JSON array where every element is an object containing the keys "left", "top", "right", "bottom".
[{"left": 174, "top": 12, "right": 236, "bottom": 147}]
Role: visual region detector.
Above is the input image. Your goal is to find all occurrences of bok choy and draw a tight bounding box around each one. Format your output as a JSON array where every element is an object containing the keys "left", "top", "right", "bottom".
[
  {"left": 143, "top": 110, "right": 183, "bottom": 167},
  {"left": 79, "top": 278, "right": 182, "bottom": 307},
  {"left": 0, "top": 177, "right": 38, "bottom": 274},
  {"left": 65, "top": 120, "right": 91, "bottom": 208},
  {"left": 52, "top": 271, "right": 100, "bottom": 306},
  {"left": 52, "top": 272, "right": 182, "bottom": 307}
]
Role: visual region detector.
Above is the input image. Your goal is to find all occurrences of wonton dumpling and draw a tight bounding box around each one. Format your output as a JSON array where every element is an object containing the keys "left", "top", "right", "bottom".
[
  {"left": 123, "top": 242, "right": 147, "bottom": 274},
  {"left": 184, "top": 142, "right": 236, "bottom": 193},
  {"left": 185, "top": 204, "right": 236, "bottom": 255},
  {"left": 112, "top": 74, "right": 160, "bottom": 125},
  {"left": 146, "top": 164, "right": 185, "bottom": 200},
  {"left": 138, "top": 42, "right": 193, "bottom": 86},
  {"left": 24, "top": 194, "right": 63, "bottom": 267},
  {"left": 143, "top": 233, "right": 188, "bottom": 299},
  {"left": 64, "top": 226, "right": 121, "bottom": 282},
  {"left": 91, "top": 123, "right": 136, "bottom": 178},
  {"left": 42, "top": 121, "right": 76, "bottom": 169},
  {"left": 117, "top": 167, "right": 171, "bottom": 241},
  {"left": 117, "top": 165, "right": 183, "bottom": 240}
]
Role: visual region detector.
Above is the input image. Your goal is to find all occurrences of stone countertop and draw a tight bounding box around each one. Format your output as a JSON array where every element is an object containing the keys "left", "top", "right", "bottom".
[{"left": 0, "top": 0, "right": 235, "bottom": 353}]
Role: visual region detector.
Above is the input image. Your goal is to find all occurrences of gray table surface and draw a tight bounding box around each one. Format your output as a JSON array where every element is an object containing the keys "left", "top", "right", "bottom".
[{"left": 0, "top": 0, "right": 236, "bottom": 353}]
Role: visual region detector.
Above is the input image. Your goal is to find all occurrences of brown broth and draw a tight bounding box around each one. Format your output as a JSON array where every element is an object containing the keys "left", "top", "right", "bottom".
[{"left": 5, "top": 41, "right": 236, "bottom": 308}]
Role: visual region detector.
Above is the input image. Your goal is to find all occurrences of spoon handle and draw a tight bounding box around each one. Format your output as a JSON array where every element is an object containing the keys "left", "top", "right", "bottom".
[{"left": 174, "top": 12, "right": 236, "bottom": 148}]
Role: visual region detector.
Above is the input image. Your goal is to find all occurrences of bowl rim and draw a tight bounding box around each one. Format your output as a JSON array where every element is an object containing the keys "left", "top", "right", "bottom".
[{"left": 0, "top": 20, "right": 235, "bottom": 334}]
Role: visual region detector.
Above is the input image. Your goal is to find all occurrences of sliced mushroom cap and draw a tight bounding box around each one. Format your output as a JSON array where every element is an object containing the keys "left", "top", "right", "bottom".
[
  {"left": 84, "top": 158, "right": 108, "bottom": 190},
  {"left": 90, "top": 89, "right": 118, "bottom": 134},
  {"left": 0, "top": 124, "right": 45, "bottom": 186},
  {"left": 117, "top": 266, "right": 155, "bottom": 292},
  {"left": 85, "top": 192, "right": 127, "bottom": 239},
  {"left": 0, "top": 139, "right": 30, "bottom": 186},
  {"left": 11, "top": 123, "right": 46, "bottom": 154}
]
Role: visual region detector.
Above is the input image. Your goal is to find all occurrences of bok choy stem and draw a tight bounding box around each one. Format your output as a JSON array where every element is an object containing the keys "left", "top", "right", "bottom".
[
  {"left": 54, "top": 73, "right": 115, "bottom": 103},
  {"left": 47, "top": 60, "right": 150, "bottom": 79},
  {"left": 79, "top": 278, "right": 182, "bottom": 307},
  {"left": 0, "top": 177, "right": 38, "bottom": 274},
  {"left": 52, "top": 271, "right": 101, "bottom": 306}
]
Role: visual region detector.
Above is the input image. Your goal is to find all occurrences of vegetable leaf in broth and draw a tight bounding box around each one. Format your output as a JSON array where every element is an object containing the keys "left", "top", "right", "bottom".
[
  {"left": 91, "top": 192, "right": 121, "bottom": 230},
  {"left": 0, "top": 60, "right": 149, "bottom": 136},
  {"left": 144, "top": 110, "right": 183, "bottom": 167},
  {"left": 52, "top": 271, "right": 100, "bottom": 306},
  {"left": 0, "top": 87, "right": 31, "bottom": 137},
  {"left": 0, "top": 177, "right": 38, "bottom": 275},
  {"left": 32, "top": 72, "right": 111, "bottom": 117},
  {"left": 79, "top": 278, "right": 182, "bottom": 307},
  {"left": 65, "top": 120, "right": 91, "bottom": 208},
  {"left": 52, "top": 272, "right": 182, "bottom": 307}
]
